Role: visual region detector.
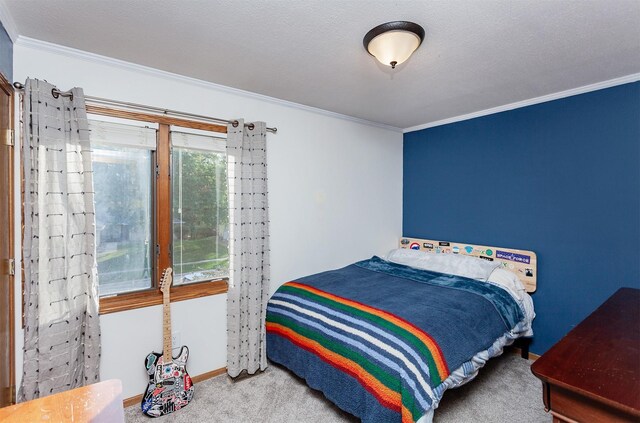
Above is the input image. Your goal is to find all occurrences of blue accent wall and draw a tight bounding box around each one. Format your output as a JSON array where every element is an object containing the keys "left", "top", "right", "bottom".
[
  {"left": 403, "top": 82, "right": 640, "bottom": 355},
  {"left": 0, "top": 21, "right": 12, "bottom": 81}
]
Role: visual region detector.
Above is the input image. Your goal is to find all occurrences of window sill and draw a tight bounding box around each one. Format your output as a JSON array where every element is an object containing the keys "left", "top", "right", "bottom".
[{"left": 99, "top": 279, "right": 228, "bottom": 315}]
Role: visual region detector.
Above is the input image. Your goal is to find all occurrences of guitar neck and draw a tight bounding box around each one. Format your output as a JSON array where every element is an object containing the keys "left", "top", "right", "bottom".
[{"left": 162, "top": 288, "right": 173, "bottom": 361}]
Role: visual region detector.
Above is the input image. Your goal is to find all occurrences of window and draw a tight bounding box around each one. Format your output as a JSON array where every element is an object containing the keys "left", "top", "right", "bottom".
[
  {"left": 171, "top": 130, "right": 229, "bottom": 285},
  {"left": 87, "top": 108, "right": 229, "bottom": 314},
  {"left": 91, "top": 121, "right": 155, "bottom": 296}
]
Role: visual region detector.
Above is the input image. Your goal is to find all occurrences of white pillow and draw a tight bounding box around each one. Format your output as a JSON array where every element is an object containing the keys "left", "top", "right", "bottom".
[
  {"left": 385, "top": 248, "right": 501, "bottom": 281},
  {"left": 385, "top": 248, "right": 427, "bottom": 265},
  {"left": 486, "top": 268, "right": 526, "bottom": 302}
]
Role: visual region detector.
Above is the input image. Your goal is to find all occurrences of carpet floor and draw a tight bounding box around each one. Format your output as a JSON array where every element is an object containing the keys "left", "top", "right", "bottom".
[{"left": 125, "top": 353, "right": 548, "bottom": 422}]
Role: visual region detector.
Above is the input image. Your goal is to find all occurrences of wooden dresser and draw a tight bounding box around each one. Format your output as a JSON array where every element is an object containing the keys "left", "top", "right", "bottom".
[{"left": 531, "top": 288, "right": 640, "bottom": 422}]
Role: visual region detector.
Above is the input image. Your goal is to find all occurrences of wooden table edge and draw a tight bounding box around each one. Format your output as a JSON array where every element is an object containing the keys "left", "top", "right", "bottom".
[{"left": 530, "top": 371, "right": 640, "bottom": 418}]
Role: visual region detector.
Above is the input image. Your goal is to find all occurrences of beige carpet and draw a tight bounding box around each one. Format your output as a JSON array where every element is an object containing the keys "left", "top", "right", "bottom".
[{"left": 125, "top": 353, "right": 548, "bottom": 422}]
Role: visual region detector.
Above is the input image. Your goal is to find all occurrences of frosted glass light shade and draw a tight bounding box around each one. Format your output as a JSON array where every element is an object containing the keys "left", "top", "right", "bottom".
[
  {"left": 363, "top": 21, "right": 425, "bottom": 69},
  {"left": 367, "top": 31, "right": 421, "bottom": 68}
]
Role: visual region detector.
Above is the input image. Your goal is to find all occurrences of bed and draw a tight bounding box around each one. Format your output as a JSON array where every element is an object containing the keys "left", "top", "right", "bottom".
[{"left": 266, "top": 237, "right": 536, "bottom": 423}]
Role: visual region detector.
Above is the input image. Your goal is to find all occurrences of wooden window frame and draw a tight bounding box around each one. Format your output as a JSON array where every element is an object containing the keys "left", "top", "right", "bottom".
[
  {"left": 1, "top": 72, "right": 16, "bottom": 404},
  {"left": 87, "top": 105, "right": 229, "bottom": 315}
]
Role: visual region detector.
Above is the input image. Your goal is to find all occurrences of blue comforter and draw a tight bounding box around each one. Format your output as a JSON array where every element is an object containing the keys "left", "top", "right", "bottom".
[{"left": 266, "top": 256, "right": 524, "bottom": 422}]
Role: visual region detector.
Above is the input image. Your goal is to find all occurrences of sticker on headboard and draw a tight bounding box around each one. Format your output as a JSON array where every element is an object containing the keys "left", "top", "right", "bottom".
[{"left": 399, "top": 237, "right": 537, "bottom": 293}]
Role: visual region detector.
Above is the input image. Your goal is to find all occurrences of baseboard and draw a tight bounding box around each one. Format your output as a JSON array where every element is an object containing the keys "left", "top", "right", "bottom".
[
  {"left": 191, "top": 367, "right": 227, "bottom": 383},
  {"left": 122, "top": 366, "right": 227, "bottom": 408},
  {"left": 122, "top": 393, "right": 143, "bottom": 408},
  {"left": 508, "top": 346, "right": 540, "bottom": 361}
]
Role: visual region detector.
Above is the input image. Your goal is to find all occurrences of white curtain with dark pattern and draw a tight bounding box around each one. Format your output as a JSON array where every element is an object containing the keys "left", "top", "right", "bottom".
[
  {"left": 19, "top": 79, "right": 101, "bottom": 401},
  {"left": 226, "top": 119, "right": 270, "bottom": 377}
]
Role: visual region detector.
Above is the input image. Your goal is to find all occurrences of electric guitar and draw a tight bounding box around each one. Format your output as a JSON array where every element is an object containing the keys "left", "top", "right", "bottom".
[{"left": 141, "top": 268, "right": 194, "bottom": 417}]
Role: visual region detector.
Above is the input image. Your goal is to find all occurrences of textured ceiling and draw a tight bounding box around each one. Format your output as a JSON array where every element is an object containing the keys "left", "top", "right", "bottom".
[{"left": 3, "top": 0, "right": 640, "bottom": 129}]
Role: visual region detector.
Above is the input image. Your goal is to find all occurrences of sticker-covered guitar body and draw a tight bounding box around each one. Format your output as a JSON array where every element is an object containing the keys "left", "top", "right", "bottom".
[
  {"left": 140, "top": 268, "right": 194, "bottom": 417},
  {"left": 141, "top": 346, "right": 194, "bottom": 417}
]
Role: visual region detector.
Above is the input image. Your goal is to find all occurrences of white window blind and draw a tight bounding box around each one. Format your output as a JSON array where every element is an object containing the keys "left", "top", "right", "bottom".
[
  {"left": 88, "top": 119, "right": 157, "bottom": 150},
  {"left": 171, "top": 126, "right": 226, "bottom": 153}
]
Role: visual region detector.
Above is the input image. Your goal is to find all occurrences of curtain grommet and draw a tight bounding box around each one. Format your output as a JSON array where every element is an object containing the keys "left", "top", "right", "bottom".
[{"left": 51, "top": 88, "right": 73, "bottom": 101}]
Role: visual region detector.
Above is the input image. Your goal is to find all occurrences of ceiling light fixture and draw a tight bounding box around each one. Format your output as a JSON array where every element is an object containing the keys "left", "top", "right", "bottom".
[{"left": 363, "top": 21, "right": 425, "bottom": 69}]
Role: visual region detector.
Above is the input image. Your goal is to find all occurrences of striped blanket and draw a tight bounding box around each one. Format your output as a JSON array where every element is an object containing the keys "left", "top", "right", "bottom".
[{"left": 266, "top": 257, "right": 524, "bottom": 422}]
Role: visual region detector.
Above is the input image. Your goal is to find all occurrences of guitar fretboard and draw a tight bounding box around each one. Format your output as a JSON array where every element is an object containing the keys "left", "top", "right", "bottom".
[{"left": 162, "top": 276, "right": 173, "bottom": 363}]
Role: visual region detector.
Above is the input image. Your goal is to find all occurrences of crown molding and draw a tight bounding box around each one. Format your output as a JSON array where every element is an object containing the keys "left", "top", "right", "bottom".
[
  {"left": 15, "top": 36, "right": 402, "bottom": 133},
  {"left": 14, "top": 36, "right": 637, "bottom": 135},
  {"left": 404, "top": 73, "right": 640, "bottom": 133},
  {"left": 0, "top": 1, "right": 18, "bottom": 41}
]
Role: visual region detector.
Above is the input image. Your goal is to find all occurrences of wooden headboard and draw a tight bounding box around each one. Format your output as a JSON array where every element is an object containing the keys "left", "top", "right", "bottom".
[{"left": 399, "top": 237, "right": 537, "bottom": 292}]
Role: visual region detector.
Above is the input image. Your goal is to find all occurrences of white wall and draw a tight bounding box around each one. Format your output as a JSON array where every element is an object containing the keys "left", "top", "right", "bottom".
[{"left": 13, "top": 39, "right": 403, "bottom": 399}]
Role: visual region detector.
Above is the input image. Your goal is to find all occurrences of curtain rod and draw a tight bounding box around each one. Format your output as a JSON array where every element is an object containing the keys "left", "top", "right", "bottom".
[{"left": 12, "top": 82, "right": 277, "bottom": 134}]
